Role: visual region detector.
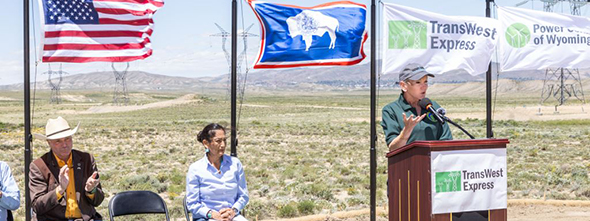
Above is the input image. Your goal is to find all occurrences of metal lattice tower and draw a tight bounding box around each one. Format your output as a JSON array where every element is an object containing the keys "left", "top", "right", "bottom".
[
  {"left": 112, "top": 62, "right": 130, "bottom": 105},
  {"left": 542, "top": 0, "right": 560, "bottom": 12},
  {"left": 210, "top": 23, "right": 257, "bottom": 99},
  {"left": 408, "top": 22, "right": 425, "bottom": 49},
  {"left": 541, "top": 68, "right": 586, "bottom": 105},
  {"left": 570, "top": 0, "right": 589, "bottom": 15},
  {"left": 44, "top": 64, "right": 68, "bottom": 104},
  {"left": 401, "top": 30, "right": 411, "bottom": 48},
  {"left": 210, "top": 23, "right": 232, "bottom": 98},
  {"left": 539, "top": 0, "right": 587, "bottom": 106}
]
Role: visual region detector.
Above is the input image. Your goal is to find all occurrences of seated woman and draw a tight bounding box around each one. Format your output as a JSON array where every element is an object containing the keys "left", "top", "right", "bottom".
[{"left": 186, "top": 123, "right": 249, "bottom": 221}]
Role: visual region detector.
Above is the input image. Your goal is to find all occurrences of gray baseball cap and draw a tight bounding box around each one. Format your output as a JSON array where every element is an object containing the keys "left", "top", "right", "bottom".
[{"left": 399, "top": 63, "right": 435, "bottom": 82}]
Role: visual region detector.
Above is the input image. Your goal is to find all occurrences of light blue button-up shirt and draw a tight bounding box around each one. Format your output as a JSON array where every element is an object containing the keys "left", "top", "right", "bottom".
[
  {"left": 186, "top": 154, "right": 249, "bottom": 219},
  {"left": 0, "top": 161, "right": 20, "bottom": 221}
]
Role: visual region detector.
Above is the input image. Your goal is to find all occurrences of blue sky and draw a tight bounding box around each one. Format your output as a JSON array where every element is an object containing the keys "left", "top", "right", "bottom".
[{"left": 1, "top": 0, "right": 587, "bottom": 85}]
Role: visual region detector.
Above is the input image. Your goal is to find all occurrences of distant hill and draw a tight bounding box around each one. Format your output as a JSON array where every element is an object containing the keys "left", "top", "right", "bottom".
[
  {"left": 205, "top": 63, "right": 486, "bottom": 87},
  {"left": 0, "top": 71, "right": 214, "bottom": 91},
  {"left": 1, "top": 64, "right": 589, "bottom": 91},
  {"left": 210, "top": 62, "right": 590, "bottom": 85}
]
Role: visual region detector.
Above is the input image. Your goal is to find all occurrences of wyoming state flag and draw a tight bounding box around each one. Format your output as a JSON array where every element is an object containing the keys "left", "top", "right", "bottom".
[{"left": 248, "top": 0, "right": 367, "bottom": 69}]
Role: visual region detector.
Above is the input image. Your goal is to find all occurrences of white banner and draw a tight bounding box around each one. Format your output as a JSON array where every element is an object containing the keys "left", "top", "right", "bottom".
[
  {"left": 498, "top": 7, "right": 590, "bottom": 72},
  {"left": 381, "top": 3, "right": 499, "bottom": 76},
  {"left": 431, "top": 148, "right": 507, "bottom": 214}
]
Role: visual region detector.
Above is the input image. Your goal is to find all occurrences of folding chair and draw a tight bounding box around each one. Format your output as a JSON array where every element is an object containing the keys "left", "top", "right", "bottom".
[
  {"left": 183, "top": 195, "right": 192, "bottom": 221},
  {"left": 108, "top": 190, "right": 170, "bottom": 221}
]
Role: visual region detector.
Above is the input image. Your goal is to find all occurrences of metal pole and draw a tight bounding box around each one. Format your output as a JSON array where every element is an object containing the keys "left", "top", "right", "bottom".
[
  {"left": 486, "top": 0, "right": 494, "bottom": 138},
  {"left": 24, "top": 0, "right": 32, "bottom": 219},
  {"left": 231, "top": 0, "right": 238, "bottom": 157},
  {"left": 370, "top": 0, "right": 377, "bottom": 221}
]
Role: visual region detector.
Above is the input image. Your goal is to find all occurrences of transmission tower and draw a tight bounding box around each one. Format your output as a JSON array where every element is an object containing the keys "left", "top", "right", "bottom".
[
  {"left": 44, "top": 64, "right": 68, "bottom": 104},
  {"left": 539, "top": 0, "right": 587, "bottom": 106},
  {"left": 570, "top": 0, "right": 589, "bottom": 15},
  {"left": 542, "top": 0, "right": 560, "bottom": 12},
  {"left": 408, "top": 22, "right": 426, "bottom": 49},
  {"left": 210, "top": 23, "right": 258, "bottom": 99},
  {"left": 112, "top": 62, "right": 130, "bottom": 105}
]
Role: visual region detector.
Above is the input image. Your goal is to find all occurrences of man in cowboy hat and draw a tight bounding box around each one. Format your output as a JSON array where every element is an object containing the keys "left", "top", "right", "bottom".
[{"left": 30, "top": 116, "right": 104, "bottom": 221}]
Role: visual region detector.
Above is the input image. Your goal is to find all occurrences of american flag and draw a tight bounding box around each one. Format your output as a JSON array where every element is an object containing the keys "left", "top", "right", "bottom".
[{"left": 40, "top": 0, "right": 164, "bottom": 63}]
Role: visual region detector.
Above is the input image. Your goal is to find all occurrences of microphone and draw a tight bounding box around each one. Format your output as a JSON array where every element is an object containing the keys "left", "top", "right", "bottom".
[
  {"left": 436, "top": 107, "right": 446, "bottom": 116},
  {"left": 418, "top": 98, "right": 445, "bottom": 124},
  {"left": 436, "top": 107, "right": 475, "bottom": 139}
]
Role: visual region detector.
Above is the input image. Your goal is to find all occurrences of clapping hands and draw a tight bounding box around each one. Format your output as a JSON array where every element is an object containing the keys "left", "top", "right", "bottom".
[
  {"left": 56, "top": 165, "right": 70, "bottom": 194},
  {"left": 85, "top": 171, "right": 100, "bottom": 193}
]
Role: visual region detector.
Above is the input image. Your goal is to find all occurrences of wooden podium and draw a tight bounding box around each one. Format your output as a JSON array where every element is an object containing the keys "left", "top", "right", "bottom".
[{"left": 386, "top": 139, "right": 509, "bottom": 221}]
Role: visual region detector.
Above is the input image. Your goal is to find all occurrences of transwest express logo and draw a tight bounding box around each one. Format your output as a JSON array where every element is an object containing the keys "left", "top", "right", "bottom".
[
  {"left": 388, "top": 20, "right": 497, "bottom": 52},
  {"left": 435, "top": 168, "right": 504, "bottom": 193},
  {"left": 435, "top": 171, "right": 461, "bottom": 193},
  {"left": 388, "top": 21, "right": 427, "bottom": 49}
]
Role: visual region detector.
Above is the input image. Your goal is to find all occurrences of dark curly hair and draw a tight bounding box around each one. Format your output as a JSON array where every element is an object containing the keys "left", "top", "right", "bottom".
[{"left": 197, "top": 123, "right": 226, "bottom": 143}]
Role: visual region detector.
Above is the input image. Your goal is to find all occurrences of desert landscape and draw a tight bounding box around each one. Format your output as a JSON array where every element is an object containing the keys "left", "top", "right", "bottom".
[{"left": 1, "top": 72, "right": 590, "bottom": 220}]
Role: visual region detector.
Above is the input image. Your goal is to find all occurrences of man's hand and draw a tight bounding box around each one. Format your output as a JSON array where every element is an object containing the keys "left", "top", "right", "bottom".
[
  {"left": 85, "top": 171, "right": 100, "bottom": 192},
  {"left": 0, "top": 190, "right": 3, "bottom": 198},
  {"left": 57, "top": 165, "right": 69, "bottom": 194}
]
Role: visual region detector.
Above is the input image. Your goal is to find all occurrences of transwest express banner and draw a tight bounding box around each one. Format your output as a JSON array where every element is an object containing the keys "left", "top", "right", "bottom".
[
  {"left": 498, "top": 7, "right": 590, "bottom": 72},
  {"left": 382, "top": 3, "right": 498, "bottom": 76},
  {"left": 431, "top": 148, "right": 507, "bottom": 214}
]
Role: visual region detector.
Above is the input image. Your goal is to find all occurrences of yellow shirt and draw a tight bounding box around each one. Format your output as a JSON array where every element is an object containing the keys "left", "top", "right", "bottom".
[{"left": 54, "top": 153, "right": 82, "bottom": 219}]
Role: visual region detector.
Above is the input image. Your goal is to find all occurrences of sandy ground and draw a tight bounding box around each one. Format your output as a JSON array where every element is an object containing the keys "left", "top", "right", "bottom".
[
  {"left": 449, "top": 104, "right": 590, "bottom": 121},
  {"left": 242, "top": 104, "right": 366, "bottom": 110},
  {"left": 260, "top": 200, "right": 590, "bottom": 221},
  {"left": 58, "top": 94, "right": 200, "bottom": 114},
  {"left": 48, "top": 92, "right": 590, "bottom": 121},
  {"left": 61, "top": 94, "right": 88, "bottom": 102},
  {"left": 0, "top": 96, "right": 17, "bottom": 101},
  {"left": 508, "top": 204, "right": 590, "bottom": 221},
  {"left": 243, "top": 101, "right": 590, "bottom": 121}
]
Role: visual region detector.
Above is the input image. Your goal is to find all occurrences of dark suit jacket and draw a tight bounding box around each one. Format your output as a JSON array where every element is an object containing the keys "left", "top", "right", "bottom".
[{"left": 29, "top": 149, "right": 104, "bottom": 221}]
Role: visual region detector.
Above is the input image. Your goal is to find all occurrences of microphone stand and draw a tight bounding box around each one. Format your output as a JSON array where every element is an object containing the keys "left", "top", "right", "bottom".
[{"left": 438, "top": 114, "right": 475, "bottom": 139}]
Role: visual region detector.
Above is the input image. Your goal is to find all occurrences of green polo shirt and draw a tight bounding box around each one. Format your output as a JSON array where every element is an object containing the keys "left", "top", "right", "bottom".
[{"left": 381, "top": 93, "right": 453, "bottom": 146}]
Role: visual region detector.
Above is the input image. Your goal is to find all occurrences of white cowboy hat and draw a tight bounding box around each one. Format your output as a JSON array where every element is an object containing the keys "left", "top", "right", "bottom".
[{"left": 33, "top": 116, "right": 80, "bottom": 140}]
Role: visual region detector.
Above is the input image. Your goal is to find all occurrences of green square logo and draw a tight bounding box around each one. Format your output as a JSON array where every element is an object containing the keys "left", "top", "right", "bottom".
[
  {"left": 435, "top": 171, "right": 462, "bottom": 193},
  {"left": 388, "top": 20, "right": 427, "bottom": 49}
]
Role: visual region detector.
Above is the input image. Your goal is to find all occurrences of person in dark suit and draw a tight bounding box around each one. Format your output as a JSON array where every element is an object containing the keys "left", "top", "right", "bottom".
[{"left": 31, "top": 116, "right": 104, "bottom": 221}]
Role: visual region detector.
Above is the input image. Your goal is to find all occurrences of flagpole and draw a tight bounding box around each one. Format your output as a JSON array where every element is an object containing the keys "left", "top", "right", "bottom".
[
  {"left": 486, "top": 0, "right": 494, "bottom": 138},
  {"left": 24, "top": 0, "right": 32, "bottom": 220},
  {"left": 370, "top": 0, "right": 377, "bottom": 221},
  {"left": 231, "top": 0, "right": 238, "bottom": 157}
]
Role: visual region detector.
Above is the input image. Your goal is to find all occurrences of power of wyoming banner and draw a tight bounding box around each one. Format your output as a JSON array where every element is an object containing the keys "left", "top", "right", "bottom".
[{"left": 498, "top": 6, "right": 590, "bottom": 72}]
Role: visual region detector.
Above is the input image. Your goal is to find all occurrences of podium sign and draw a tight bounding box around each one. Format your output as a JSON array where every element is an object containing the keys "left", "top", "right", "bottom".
[
  {"left": 431, "top": 148, "right": 507, "bottom": 214},
  {"left": 386, "top": 139, "right": 509, "bottom": 221}
]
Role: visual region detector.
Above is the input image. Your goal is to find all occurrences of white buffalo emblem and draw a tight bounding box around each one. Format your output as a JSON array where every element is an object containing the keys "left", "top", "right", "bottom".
[{"left": 286, "top": 10, "right": 339, "bottom": 51}]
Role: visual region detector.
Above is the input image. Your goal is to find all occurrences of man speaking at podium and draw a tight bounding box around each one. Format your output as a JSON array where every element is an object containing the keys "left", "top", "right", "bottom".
[{"left": 381, "top": 63, "right": 453, "bottom": 151}]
